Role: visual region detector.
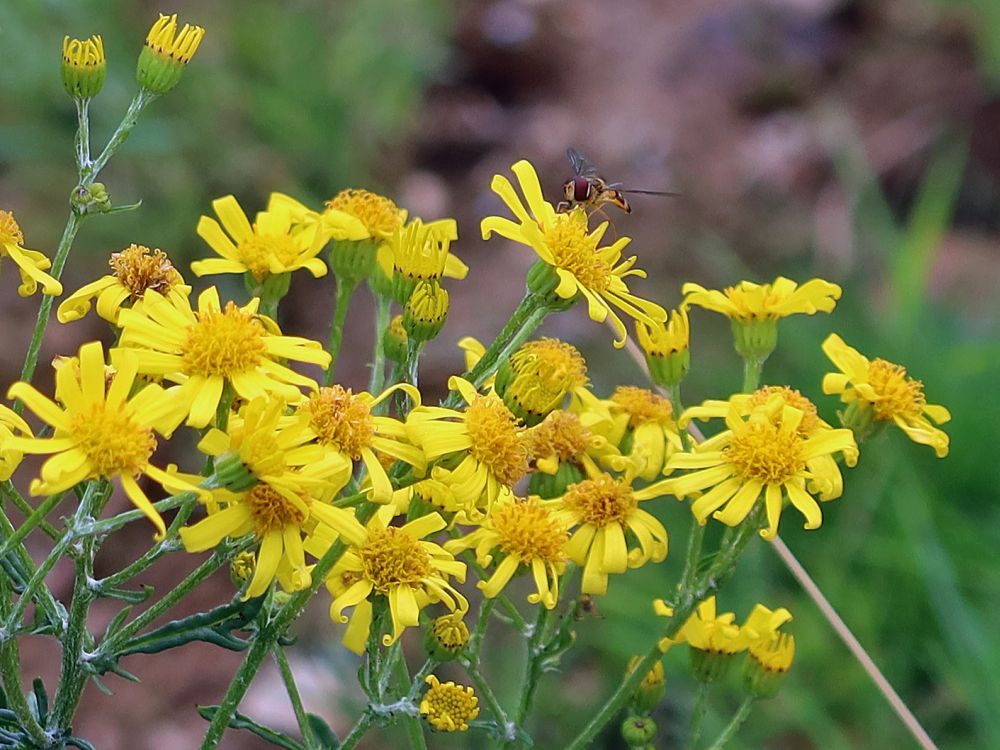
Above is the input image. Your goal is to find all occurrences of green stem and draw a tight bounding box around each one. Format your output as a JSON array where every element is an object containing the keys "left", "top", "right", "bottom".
[
  {"left": 75, "top": 97, "right": 91, "bottom": 171},
  {"left": 369, "top": 294, "right": 392, "bottom": 395},
  {"left": 687, "top": 681, "right": 710, "bottom": 750},
  {"left": 340, "top": 711, "right": 375, "bottom": 750},
  {"left": 448, "top": 531, "right": 526, "bottom": 632},
  {"left": 461, "top": 660, "right": 512, "bottom": 743},
  {"left": 468, "top": 597, "right": 497, "bottom": 656},
  {"left": 404, "top": 658, "right": 437, "bottom": 703},
  {"left": 200, "top": 502, "right": 379, "bottom": 749},
  {"left": 0, "top": 568, "right": 47, "bottom": 745},
  {"left": 705, "top": 697, "right": 755, "bottom": 750},
  {"left": 84, "top": 490, "right": 197, "bottom": 537},
  {"left": 679, "top": 522, "right": 706, "bottom": 592},
  {"left": 393, "top": 654, "right": 427, "bottom": 750},
  {"left": 741, "top": 357, "right": 764, "bottom": 393},
  {"left": 325, "top": 275, "right": 360, "bottom": 385},
  {"left": 514, "top": 606, "right": 548, "bottom": 728},
  {"left": 1, "top": 482, "right": 59, "bottom": 540},
  {"left": 561, "top": 513, "right": 762, "bottom": 750},
  {"left": 274, "top": 645, "right": 317, "bottom": 750},
  {"left": 86, "top": 90, "right": 156, "bottom": 183},
  {"left": 0, "top": 492, "right": 65, "bottom": 561}
]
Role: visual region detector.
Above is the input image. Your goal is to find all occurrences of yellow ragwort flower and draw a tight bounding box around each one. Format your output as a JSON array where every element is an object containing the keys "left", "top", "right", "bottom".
[
  {"left": 326, "top": 188, "right": 407, "bottom": 242},
  {"left": 179, "top": 397, "right": 352, "bottom": 598},
  {"left": 602, "top": 386, "right": 683, "bottom": 481},
  {"left": 0, "top": 210, "right": 62, "bottom": 297},
  {"left": 382, "top": 218, "right": 468, "bottom": 300},
  {"left": 525, "top": 409, "right": 617, "bottom": 477},
  {"left": 0, "top": 405, "right": 33, "bottom": 481},
  {"left": 445, "top": 496, "right": 568, "bottom": 609},
  {"left": 136, "top": 13, "right": 205, "bottom": 94},
  {"left": 481, "top": 160, "right": 666, "bottom": 347},
  {"left": 662, "top": 596, "right": 741, "bottom": 654},
  {"left": 547, "top": 472, "right": 668, "bottom": 595},
  {"left": 822, "top": 334, "right": 950, "bottom": 457},
  {"left": 58, "top": 244, "right": 189, "bottom": 324},
  {"left": 407, "top": 376, "right": 528, "bottom": 519},
  {"left": 420, "top": 675, "right": 479, "bottom": 732},
  {"left": 113, "top": 287, "right": 331, "bottom": 428},
  {"left": 636, "top": 305, "right": 690, "bottom": 387},
  {"left": 644, "top": 397, "right": 857, "bottom": 539},
  {"left": 296, "top": 384, "right": 426, "bottom": 504},
  {"left": 61, "top": 35, "right": 106, "bottom": 98},
  {"left": 7, "top": 342, "right": 205, "bottom": 538},
  {"left": 495, "top": 338, "right": 589, "bottom": 426},
  {"left": 683, "top": 277, "right": 842, "bottom": 321},
  {"left": 310, "top": 510, "right": 467, "bottom": 653}
]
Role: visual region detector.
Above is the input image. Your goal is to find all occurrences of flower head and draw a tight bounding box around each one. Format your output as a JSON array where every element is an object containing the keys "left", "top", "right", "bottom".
[
  {"left": 0, "top": 210, "right": 62, "bottom": 297},
  {"left": 193, "top": 195, "right": 329, "bottom": 281},
  {"left": 311, "top": 510, "right": 467, "bottom": 652},
  {"left": 136, "top": 13, "right": 205, "bottom": 94},
  {"left": 481, "top": 160, "right": 666, "bottom": 347},
  {"left": 113, "top": 287, "right": 330, "bottom": 428},
  {"left": 61, "top": 35, "right": 106, "bottom": 98},
  {"left": 822, "top": 334, "right": 950, "bottom": 457},
  {"left": 327, "top": 189, "right": 407, "bottom": 241},
  {"left": 420, "top": 675, "right": 479, "bottom": 732},
  {"left": 644, "top": 397, "right": 857, "bottom": 539},
  {"left": 58, "top": 244, "right": 189, "bottom": 324},
  {"left": 445, "top": 497, "right": 568, "bottom": 608},
  {"left": 683, "top": 277, "right": 841, "bottom": 322},
  {"left": 601, "top": 386, "right": 683, "bottom": 481},
  {"left": 7, "top": 342, "right": 205, "bottom": 538},
  {"left": 548, "top": 472, "right": 668, "bottom": 595},
  {"left": 385, "top": 218, "right": 467, "bottom": 302},
  {"left": 495, "top": 338, "right": 589, "bottom": 426},
  {"left": 636, "top": 305, "right": 690, "bottom": 387}
]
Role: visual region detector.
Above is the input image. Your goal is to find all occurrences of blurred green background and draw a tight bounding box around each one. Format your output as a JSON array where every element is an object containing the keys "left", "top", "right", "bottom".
[{"left": 1, "top": 0, "right": 999, "bottom": 748}]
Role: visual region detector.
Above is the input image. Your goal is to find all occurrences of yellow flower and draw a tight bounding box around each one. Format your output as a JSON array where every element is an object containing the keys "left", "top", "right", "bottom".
[
  {"left": 379, "top": 218, "right": 468, "bottom": 299},
  {"left": 644, "top": 398, "right": 857, "bottom": 539},
  {"left": 58, "top": 244, "right": 190, "bottom": 324},
  {"left": 664, "top": 596, "right": 741, "bottom": 654},
  {"left": 264, "top": 192, "right": 370, "bottom": 253},
  {"left": 326, "top": 188, "right": 407, "bottom": 242},
  {"left": 296, "top": 384, "right": 426, "bottom": 503},
  {"left": 179, "top": 397, "right": 352, "bottom": 598},
  {"left": 112, "top": 287, "right": 330, "bottom": 428},
  {"left": 682, "top": 277, "right": 841, "bottom": 321},
  {"left": 6, "top": 342, "right": 205, "bottom": 538},
  {"left": 495, "top": 338, "right": 589, "bottom": 426},
  {"left": 193, "top": 196, "right": 328, "bottom": 281},
  {"left": 0, "top": 210, "right": 62, "bottom": 296},
  {"left": 136, "top": 13, "right": 205, "bottom": 94},
  {"left": 61, "top": 35, "right": 106, "bottom": 98},
  {"left": 547, "top": 472, "right": 668, "bottom": 595},
  {"left": 636, "top": 305, "right": 690, "bottom": 387},
  {"left": 310, "top": 510, "right": 467, "bottom": 653},
  {"left": 739, "top": 603, "right": 795, "bottom": 696},
  {"left": 525, "top": 409, "right": 617, "bottom": 477},
  {"left": 407, "top": 376, "right": 528, "bottom": 519},
  {"left": 822, "top": 334, "right": 950, "bottom": 457},
  {"left": 0, "top": 404, "right": 33, "bottom": 480},
  {"left": 420, "top": 675, "right": 479, "bottom": 732},
  {"left": 602, "top": 386, "right": 683, "bottom": 481},
  {"left": 445, "top": 496, "right": 568, "bottom": 609},
  {"left": 481, "top": 160, "right": 666, "bottom": 347}
]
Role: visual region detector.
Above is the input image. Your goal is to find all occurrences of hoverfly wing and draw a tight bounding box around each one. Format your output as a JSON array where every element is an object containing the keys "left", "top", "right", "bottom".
[{"left": 566, "top": 147, "right": 600, "bottom": 179}]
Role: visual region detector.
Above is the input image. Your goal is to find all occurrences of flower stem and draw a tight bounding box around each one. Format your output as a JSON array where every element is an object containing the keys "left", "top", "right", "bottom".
[
  {"left": 0, "top": 490, "right": 64, "bottom": 563},
  {"left": 0, "top": 568, "right": 47, "bottom": 745},
  {"left": 687, "top": 681, "right": 710, "bottom": 750},
  {"left": 461, "top": 659, "right": 511, "bottom": 740},
  {"left": 325, "top": 275, "right": 360, "bottom": 385},
  {"left": 1, "top": 481, "right": 59, "bottom": 540},
  {"left": 75, "top": 98, "right": 91, "bottom": 171},
  {"left": 85, "top": 90, "right": 156, "bottom": 183},
  {"left": 513, "top": 606, "right": 549, "bottom": 730},
  {"left": 274, "top": 644, "right": 318, "bottom": 750},
  {"left": 741, "top": 357, "right": 764, "bottom": 393},
  {"left": 369, "top": 294, "right": 392, "bottom": 394},
  {"left": 705, "top": 696, "right": 755, "bottom": 750},
  {"left": 393, "top": 653, "right": 428, "bottom": 750},
  {"left": 340, "top": 710, "right": 375, "bottom": 750}
]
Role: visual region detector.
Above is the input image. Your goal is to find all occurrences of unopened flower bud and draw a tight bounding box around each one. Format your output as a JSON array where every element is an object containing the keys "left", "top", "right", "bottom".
[
  {"left": 495, "top": 338, "right": 588, "bottom": 426},
  {"left": 620, "top": 716, "right": 657, "bottom": 747},
  {"left": 425, "top": 613, "right": 469, "bottom": 661},
  {"left": 403, "top": 281, "right": 448, "bottom": 342},
  {"left": 626, "top": 656, "right": 666, "bottom": 714},
  {"left": 136, "top": 14, "right": 205, "bottom": 94},
  {"left": 230, "top": 551, "right": 255, "bottom": 585},
  {"left": 62, "top": 35, "right": 106, "bottom": 99},
  {"left": 384, "top": 314, "right": 409, "bottom": 363},
  {"left": 636, "top": 306, "right": 690, "bottom": 388},
  {"left": 743, "top": 633, "right": 794, "bottom": 699}
]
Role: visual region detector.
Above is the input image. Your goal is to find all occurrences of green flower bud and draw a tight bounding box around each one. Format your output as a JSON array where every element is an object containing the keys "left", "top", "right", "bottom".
[
  {"left": 384, "top": 314, "right": 409, "bottom": 364},
  {"left": 136, "top": 14, "right": 205, "bottom": 95},
  {"left": 403, "top": 281, "right": 448, "bottom": 342},
  {"left": 620, "top": 716, "right": 657, "bottom": 747},
  {"left": 62, "top": 35, "right": 106, "bottom": 99}
]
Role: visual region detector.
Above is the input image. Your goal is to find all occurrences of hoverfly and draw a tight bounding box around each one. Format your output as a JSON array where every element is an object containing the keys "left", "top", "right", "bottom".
[{"left": 557, "top": 147, "right": 678, "bottom": 215}]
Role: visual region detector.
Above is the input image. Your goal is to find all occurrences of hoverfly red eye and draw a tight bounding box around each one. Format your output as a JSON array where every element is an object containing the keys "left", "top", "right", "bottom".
[{"left": 573, "top": 177, "right": 592, "bottom": 202}]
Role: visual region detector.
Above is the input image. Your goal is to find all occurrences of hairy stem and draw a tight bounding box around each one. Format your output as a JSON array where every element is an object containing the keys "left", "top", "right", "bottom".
[
  {"left": 325, "top": 275, "right": 359, "bottom": 385},
  {"left": 706, "top": 696, "right": 755, "bottom": 750}
]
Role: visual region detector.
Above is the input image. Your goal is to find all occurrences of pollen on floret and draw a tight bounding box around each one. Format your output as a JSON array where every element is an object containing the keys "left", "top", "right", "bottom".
[
  {"left": 503, "top": 339, "right": 588, "bottom": 418},
  {"left": 110, "top": 244, "right": 183, "bottom": 298},
  {"left": 562, "top": 474, "right": 637, "bottom": 526},
  {"left": 724, "top": 418, "right": 804, "bottom": 485},
  {"left": 527, "top": 411, "right": 590, "bottom": 463},
  {"left": 70, "top": 403, "right": 156, "bottom": 477},
  {"left": 302, "top": 386, "right": 374, "bottom": 459},
  {"left": 867, "top": 359, "right": 927, "bottom": 421},
  {"left": 244, "top": 484, "right": 307, "bottom": 535},
  {"left": 420, "top": 675, "right": 479, "bottom": 732},
  {"left": 612, "top": 386, "right": 674, "bottom": 427},
  {"left": 464, "top": 395, "right": 529, "bottom": 487},
  {"left": 237, "top": 233, "right": 301, "bottom": 280},
  {"left": 544, "top": 212, "right": 611, "bottom": 292},
  {"left": 326, "top": 189, "right": 405, "bottom": 239},
  {"left": 0, "top": 211, "right": 24, "bottom": 246},
  {"left": 358, "top": 527, "right": 432, "bottom": 592},
  {"left": 492, "top": 498, "right": 568, "bottom": 564},
  {"left": 181, "top": 303, "right": 267, "bottom": 377},
  {"left": 747, "top": 386, "right": 820, "bottom": 435}
]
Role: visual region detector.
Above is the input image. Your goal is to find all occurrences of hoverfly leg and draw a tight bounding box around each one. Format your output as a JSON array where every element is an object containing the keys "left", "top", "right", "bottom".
[{"left": 588, "top": 205, "right": 619, "bottom": 242}]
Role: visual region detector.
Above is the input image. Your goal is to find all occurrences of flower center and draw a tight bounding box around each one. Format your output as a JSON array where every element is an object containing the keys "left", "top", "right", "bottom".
[
  {"left": 562, "top": 474, "right": 637, "bottom": 526},
  {"left": 358, "top": 526, "right": 432, "bottom": 592},
  {"left": 244, "top": 484, "right": 307, "bottom": 535},
  {"left": 747, "top": 386, "right": 819, "bottom": 434},
  {"left": 527, "top": 411, "right": 589, "bottom": 462},
  {"left": 867, "top": 359, "right": 926, "bottom": 421},
  {"left": 0, "top": 210, "right": 24, "bottom": 246},
  {"left": 301, "top": 386, "right": 374, "bottom": 459},
  {"left": 181, "top": 302, "right": 267, "bottom": 377},
  {"left": 326, "top": 189, "right": 405, "bottom": 239},
  {"left": 544, "top": 212, "right": 611, "bottom": 292},
  {"left": 69, "top": 403, "right": 156, "bottom": 477},
  {"left": 507, "top": 339, "right": 588, "bottom": 413},
  {"left": 236, "top": 232, "right": 301, "bottom": 280},
  {"left": 422, "top": 679, "right": 480, "bottom": 731},
  {"left": 464, "top": 395, "right": 528, "bottom": 487},
  {"left": 492, "top": 499, "right": 567, "bottom": 564},
  {"left": 724, "top": 418, "right": 805, "bottom": 485},
  {"left": 110, "top": 244, "right": 183, "bottom": 297},
  {"left": 612, "top": 386, "right": 673, "bottom": 428}
]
